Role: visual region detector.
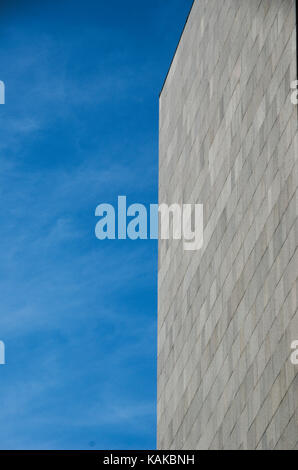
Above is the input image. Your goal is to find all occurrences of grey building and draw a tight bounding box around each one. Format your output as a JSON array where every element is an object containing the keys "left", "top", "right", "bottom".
[{"left": 158, "top": 0, "right": 298, "bottom": 449}]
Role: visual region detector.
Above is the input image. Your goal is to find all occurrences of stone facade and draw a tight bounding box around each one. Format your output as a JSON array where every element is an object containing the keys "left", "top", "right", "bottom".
[{"left": 158, "top": 0, "right": 298, "bottom": 449}]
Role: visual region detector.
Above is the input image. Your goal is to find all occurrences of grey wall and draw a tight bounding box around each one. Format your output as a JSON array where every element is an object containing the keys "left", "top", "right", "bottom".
[{"left": 158, "top": 0, "right": 298, "bottom": 450}]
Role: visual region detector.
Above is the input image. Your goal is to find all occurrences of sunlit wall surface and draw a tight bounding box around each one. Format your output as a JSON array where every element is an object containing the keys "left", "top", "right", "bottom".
[{"left": 158, "top": 0, "right": 298, "bottom": 450}]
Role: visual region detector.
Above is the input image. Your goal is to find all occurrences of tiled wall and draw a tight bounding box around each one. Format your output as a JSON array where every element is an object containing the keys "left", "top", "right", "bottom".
[{"left": 158, "top": 0, "right": 298, "bottom": 449}]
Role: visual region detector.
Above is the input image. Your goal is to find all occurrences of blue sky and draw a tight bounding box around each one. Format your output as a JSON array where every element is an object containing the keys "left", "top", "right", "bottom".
[{"left": 0, "top": 0, "right": 193, "bottom": 450}]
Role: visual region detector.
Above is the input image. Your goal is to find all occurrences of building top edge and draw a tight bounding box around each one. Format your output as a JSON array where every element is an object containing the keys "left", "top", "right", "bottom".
[{"left": 159, "top": 0, "right": 196, "bottom": 99}]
